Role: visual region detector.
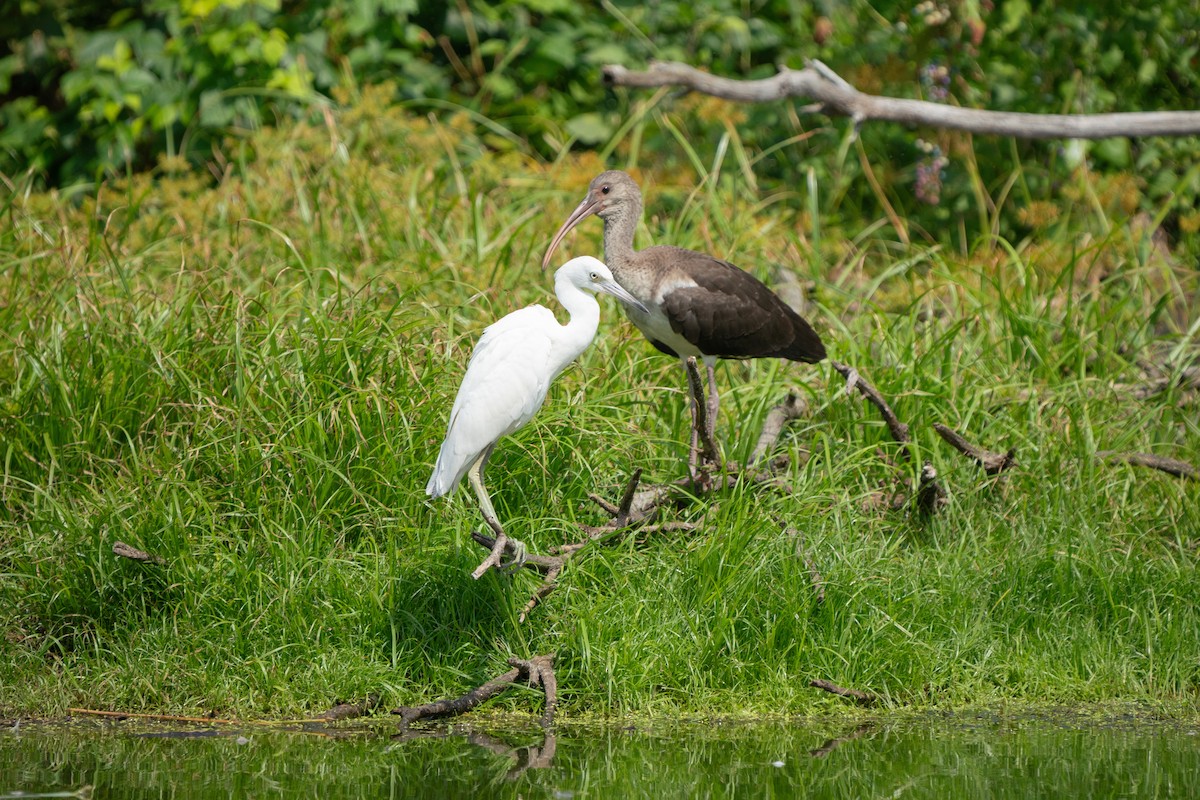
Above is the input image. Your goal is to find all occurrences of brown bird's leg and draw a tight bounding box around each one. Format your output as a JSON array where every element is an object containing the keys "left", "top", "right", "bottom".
[
  {"left": 701, "top": 361, "right": 721, "bottom": 469},
  {"left": 684, "top": 358, "right": 714, "bottom": 488}
]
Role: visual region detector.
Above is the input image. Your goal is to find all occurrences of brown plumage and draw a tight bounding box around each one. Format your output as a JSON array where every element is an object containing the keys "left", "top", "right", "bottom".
[{"left": 542, "top": 170, "right": 826, "bottom": 477}]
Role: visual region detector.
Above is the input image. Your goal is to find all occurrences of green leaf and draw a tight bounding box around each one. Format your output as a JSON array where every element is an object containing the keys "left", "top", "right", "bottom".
[
  {"left": 1137, "top": 58, "right": 1157, "bottom": 84},
  {"left": 536, "top": 35, "right": 577, "bottom": 68},
  {"left": 1094, "top": 137, "right": 1130, "bottom": 168},
  {"left": 564, "top": 112, "right": 611, "bottom": 144},
  {"left": 1000, "top": 0, "right": 1029, "bottom": 34}
]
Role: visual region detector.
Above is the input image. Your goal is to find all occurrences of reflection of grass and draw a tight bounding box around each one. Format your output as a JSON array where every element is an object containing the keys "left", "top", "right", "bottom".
[{"left": 1, "top": 99, "right": 1197, "bottom": 721}]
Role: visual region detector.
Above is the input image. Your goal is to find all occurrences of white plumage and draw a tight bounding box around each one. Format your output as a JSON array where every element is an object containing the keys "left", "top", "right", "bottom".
[
  {"left": 426, "top": 256, "right": 647, "bottom": 568},
  {"left": 426, "top": 304, "right": 566, "bottom": 498}
]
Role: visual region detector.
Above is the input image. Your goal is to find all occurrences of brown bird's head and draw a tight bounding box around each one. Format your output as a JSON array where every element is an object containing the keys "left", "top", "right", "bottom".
[{"left": 542, "top": 170, "right": 642, "bottom": 269}]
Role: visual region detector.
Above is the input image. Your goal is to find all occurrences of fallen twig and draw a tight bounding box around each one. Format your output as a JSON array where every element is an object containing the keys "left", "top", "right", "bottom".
[
  {"left": 831, "top": 362, "right": 948, "bottom": 515},
  {"left": 66, "top": 708, "right": 325, "bottom": 725},
  {"left": 933, "top": 423, "right": 1016, "bottom": 475},
  {"left": 750, "top": 392, "right": 810, "bottom": 467},
  {"left": 323, "top": 695, "right": 382, "bottom": 721},
  {"left": 809, "top": 678, "right": 878, "bottom": 706},
  {"left": 469, "top": 388, "right": 814, "bottom": 617},
  {"left": 1096, "top": 451, "right": 1199, "bottom": 481},
  {"left": 831, "top": 361, "right": 911, "bottom": 459},
  {"left": 113, "top": 541, "right": 165, "bottom": 565},
  {"left": 1125, "top": 363, "right": 1200, "bottom": 401},
  {"left": 391, "top": 654, "right": 557, "bottom": 728},
  {"left": 470, "top": 531, "right": 563, "bottom": 622}
]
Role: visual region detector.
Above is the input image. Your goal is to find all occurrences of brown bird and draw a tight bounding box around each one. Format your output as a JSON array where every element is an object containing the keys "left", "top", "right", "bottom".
[{"left": 542, "top": 170, "right": 826, "bottom": 480}]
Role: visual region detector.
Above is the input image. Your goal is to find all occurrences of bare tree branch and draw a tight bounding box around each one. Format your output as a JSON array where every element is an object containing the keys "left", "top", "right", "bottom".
[
  {"left": 809, "top": 678, "right": 878, "bottom": 706},
  {"left": 603, "top": 60, "right": 1200, "bottom": 139},
  {"left": 112, "top": 541, "right": 166, "bottom": 565},
  {"left": 933, "top": 423, "right": 1016, "bottom": 475},
  {"left": 831, "top": 361, "right": 911, "bottom": 459},
  {"left": 322, "top": 695, "right": 382, "bottom": 721},
  {"left": 391, "top": 654, "right": 557, "bottom": 728},
  {"left": 1097, "top": 451, "right": 1199, "bottom": 481},
  {"left": 750, "top": 392, "right": 809, "bottom": 467}
]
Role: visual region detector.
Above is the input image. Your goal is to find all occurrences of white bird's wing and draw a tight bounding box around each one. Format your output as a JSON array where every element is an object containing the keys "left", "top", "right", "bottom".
[{"left": 426, "top": 305, "right": 561, "bottom": 497}]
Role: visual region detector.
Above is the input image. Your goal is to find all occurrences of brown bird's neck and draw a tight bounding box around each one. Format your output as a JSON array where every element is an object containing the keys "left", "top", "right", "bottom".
[{"left": 601, "top": 198, "right": 642, "bottom": 276}]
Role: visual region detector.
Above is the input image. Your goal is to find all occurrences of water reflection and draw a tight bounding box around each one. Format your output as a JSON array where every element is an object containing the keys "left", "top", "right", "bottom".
[
  {"left": 392, "top": 724, "right": 557, "bottom": 781},
  {"left": 2, "top": 712, "right": 1198, "bottom": 798}
]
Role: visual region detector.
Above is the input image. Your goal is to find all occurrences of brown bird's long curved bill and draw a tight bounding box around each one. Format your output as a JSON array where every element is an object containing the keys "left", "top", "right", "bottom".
[{"left": 542, "top": 196, "right": 601, "bottom": 269}]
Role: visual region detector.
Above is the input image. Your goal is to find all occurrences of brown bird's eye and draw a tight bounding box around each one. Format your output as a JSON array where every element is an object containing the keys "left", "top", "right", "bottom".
[{"left": 601, "top": 185, "right": 610, "bottom": 194}]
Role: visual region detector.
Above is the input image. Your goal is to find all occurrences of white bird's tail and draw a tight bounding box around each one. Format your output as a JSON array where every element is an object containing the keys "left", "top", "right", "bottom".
[{"left": 425, "top": 452, "right": 456, "bottom": 498}]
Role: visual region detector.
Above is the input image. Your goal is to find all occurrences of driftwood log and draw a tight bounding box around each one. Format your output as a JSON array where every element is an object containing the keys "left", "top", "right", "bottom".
[{"left": 603, "top": 60, "right": 1200, "bottom": 139}]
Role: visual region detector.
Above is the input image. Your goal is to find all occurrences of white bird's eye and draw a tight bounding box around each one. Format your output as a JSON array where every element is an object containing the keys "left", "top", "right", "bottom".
[{"left": 589, "top": 271, "right": 599, "bottom": 281}]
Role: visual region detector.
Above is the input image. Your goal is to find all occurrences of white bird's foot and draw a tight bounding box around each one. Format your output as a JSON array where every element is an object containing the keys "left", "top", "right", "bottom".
[{"left": 499, "top": 537, "right": 527, "bottom": 573}]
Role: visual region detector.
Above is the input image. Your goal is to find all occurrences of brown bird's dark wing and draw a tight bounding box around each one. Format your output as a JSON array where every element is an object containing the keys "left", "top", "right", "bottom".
[{"left": 652, "top": 247, "right": 826, "bottom": 363}]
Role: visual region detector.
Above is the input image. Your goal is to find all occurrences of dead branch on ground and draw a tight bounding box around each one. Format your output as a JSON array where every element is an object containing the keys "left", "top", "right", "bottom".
[
  {"left": 113, "top": 541, "right": 166, "bottom": 565},
  {"left": 471, "top": 517, "right": 518, "bottom": 580},
  {"left": 750, "top": 392, "right": 810, "bottom": 468},
  {"left": 1097, "top": 451, "right": 1199, "bottom": 481},
  {"left": 392, "top": 654, "right": 556, "bottom": 728},
  {"left": 809, "top": 678, "right": 879, "bottom": 706},
  {"left": 322, "top": 694, "right": 382, "bottom": 721},
  {"left": 1125, "top": 363, "right": 1200, "bottom": 401},
  {"left": 933, "top": 423, "right": 1016, "bottom": 475},
  {"left": 831, "top": 361, "right": 912, "bottom": 460},
  {"left": 832, "top": 361, "right": 949, "bottom": 514},
  {"left": 603, "top": 60, "right": 1200, "bottom": 139}
]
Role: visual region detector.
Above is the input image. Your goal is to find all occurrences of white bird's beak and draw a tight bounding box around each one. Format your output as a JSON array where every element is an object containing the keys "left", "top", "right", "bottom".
[{"left": 597, "top": 278, "right": 649, "bottom": 314}]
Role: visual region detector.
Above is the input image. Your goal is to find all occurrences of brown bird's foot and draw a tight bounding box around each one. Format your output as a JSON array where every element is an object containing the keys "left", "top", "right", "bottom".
[
  {"left": 687, "top": 425, "right": 723, "bottom": 492},
  {"left": 684, "top": 357, "right": 723, "bottom": 489}
]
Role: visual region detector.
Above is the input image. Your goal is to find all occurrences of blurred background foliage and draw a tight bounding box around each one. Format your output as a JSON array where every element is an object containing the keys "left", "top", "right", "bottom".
[{"left": 2, "top": 0, "right": 1199, "bottom": 249}]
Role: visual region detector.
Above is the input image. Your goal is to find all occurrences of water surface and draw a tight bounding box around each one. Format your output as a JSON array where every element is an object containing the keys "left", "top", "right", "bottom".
[{"left": 2, "top": 711, "right": 1197, "bottom": 798}]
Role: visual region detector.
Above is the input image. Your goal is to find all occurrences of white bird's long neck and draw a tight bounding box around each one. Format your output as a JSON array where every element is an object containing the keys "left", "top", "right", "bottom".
[{"left": 554, "top": 276, "right": 602, "bottom": 357}]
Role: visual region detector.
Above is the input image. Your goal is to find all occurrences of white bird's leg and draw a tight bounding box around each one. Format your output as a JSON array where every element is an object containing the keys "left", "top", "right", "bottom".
[{"left": 467, "top": 452, "right": 526, "bottom": 578}]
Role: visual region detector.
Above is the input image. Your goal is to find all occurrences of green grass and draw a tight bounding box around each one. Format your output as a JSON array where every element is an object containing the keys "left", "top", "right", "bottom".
[{"left": 1, "top": 101, "right": 1198, "bottom": 720}]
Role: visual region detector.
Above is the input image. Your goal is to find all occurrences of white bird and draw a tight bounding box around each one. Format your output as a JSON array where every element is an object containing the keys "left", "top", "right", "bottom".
[{"left": 427, "top": 255, "right": 648, "bottom": 573}]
